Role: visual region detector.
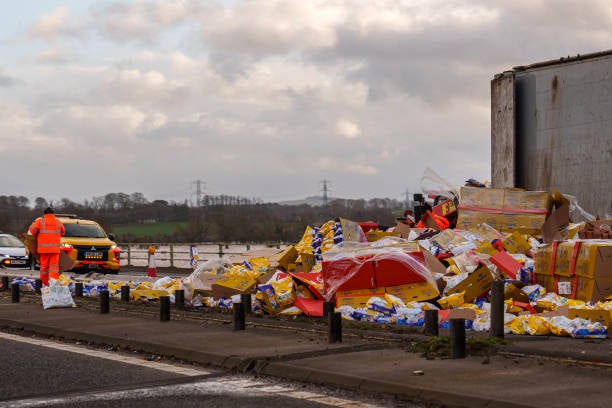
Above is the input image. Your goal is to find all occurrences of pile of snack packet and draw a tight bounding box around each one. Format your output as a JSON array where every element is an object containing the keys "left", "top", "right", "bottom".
[{"left": 9, "top": 213, "right": 610, "bottom": 339}]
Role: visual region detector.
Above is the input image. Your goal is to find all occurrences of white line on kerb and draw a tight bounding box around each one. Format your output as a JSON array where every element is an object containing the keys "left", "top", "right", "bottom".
[{"left": 0, "top": 331, "right": 209, "bottom": 377}]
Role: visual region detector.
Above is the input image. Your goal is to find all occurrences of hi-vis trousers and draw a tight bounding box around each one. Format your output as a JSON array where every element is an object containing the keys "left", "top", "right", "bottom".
[{"left": 39, "top": 253, "right": 60, "bottom": 285}]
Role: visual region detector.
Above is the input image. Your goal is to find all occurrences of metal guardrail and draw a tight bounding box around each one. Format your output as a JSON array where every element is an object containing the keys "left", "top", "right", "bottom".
[{"left": 118, "top": 243, "right": 285, "bottom": 269}]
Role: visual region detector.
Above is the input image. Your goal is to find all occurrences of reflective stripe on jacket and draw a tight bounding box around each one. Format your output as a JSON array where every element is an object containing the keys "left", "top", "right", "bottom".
[{"left": 28, "top": 215, "right": 65, "bottom": 254}]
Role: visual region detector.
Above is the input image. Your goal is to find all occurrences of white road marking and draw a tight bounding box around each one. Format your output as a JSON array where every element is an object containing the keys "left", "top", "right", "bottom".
[
  {"left": 1, "top": 333, "right": 384, "bottom": 407},
  {"left": 2, "top": 375, "right": 386, "bottom": 408},
  {"left": 0, "top": 331, "right": 209, "bottom": 377}
]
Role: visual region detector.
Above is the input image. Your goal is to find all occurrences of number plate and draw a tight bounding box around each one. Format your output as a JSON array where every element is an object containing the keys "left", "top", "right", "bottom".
[
  {"left": 11, "top": 260, "right": 26, "bottom": 264},
  {"left": 85, "top": 252, "right": 102, "bottom": 259}
]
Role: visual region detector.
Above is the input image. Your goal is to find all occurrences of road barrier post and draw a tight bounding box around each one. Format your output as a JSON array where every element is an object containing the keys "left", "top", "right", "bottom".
[
  {"left": 174, "top": 289, "right": 184, "bottom": 310},
  {"left": 74, "top": 282, "right": 83, "bottom": 297},
  {"left": 100, "top": 290, "right": 110, "bottom": 314},
  {"left": 160, "top": 296, "right": 170, "bottom": 321},
  {"left": 424, "top": 309, "right": 439, "bottom": 336},
  {"left": 240, "top": 294, "right": 251, "bottom": 314},
  {"left": 450, "top": 318, "right": 466, "bottom": 359},
  {"left": 169, "top": 245, "right": 174, "bottom": 268},
  {"left": 126, "top": 245, "right": 131, "bottom": 267},
  {"left": 1, "top": 276, "right": 8, "bottom": 291},
  {"left": 218, "top": 244, "right": 224, "bottom": 258},
  {"left": 233, "top": 302, "right": 246, "bottom": 331},
  {"left": 490, "top": 280, "right": 505, "bottom": 338},
  {"left": 35, "top": 279, "right": 42, "bottom": 295},
  {"left": 328, "top": 312, "right": 342, "bottom": 343},
  {"left": 121, "top": 285, "right": 130, "bottom": 303},
  {"left": 11, "top": 283, "right": 19, "bottom": 303}
]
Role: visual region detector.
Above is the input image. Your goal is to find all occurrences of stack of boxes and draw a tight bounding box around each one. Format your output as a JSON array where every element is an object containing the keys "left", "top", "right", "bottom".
[
  {"left": 456, "top": 187, "right": 551, "bottom": 235},
  {"left": 534, "top": 241, "right": 612, "bottom": 302}
]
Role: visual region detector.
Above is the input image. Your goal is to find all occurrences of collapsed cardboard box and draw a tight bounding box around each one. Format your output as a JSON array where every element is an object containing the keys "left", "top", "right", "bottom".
[
  {"left": 578, "top": 220, "right": 612, "bottom": 239},
  {"left": 568, "top": 308, "right": 612, "bottom": 327},
  {"left": 456, "top": 186, "right": 551, "bottom": 235},
  {"left": 211, "top": 270, "right": 275, "bottom": 299},
  {"left": 445, "top": 264, "right": 495, "bottom": 302},
  {"left": 335, "top": 281, "right": 441, "bottom": 308},
  {"left": 534, "top": 240, "right": 612, "bottom": 302}
]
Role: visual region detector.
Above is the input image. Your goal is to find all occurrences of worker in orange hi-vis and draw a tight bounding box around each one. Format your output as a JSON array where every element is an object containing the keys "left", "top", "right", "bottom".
[{"left": 28, "top": 207, "right": 65, "bottom": 286}]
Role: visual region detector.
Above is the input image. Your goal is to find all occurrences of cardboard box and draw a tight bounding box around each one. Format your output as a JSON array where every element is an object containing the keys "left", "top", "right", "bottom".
[
  {"left": 438, "top": 308, "right": 477, "bottom": 324},
  {"left": 211, "top": 275, "right": 258, "bottom": 299},
  {"left": 385, "top": 281, "right": 439, "bottom": 302},
  {"left": 535, "top": 241, "right": 612, "bottom": 279},
  {"left": 211, "top": 270, "right": 274, "bottom": 299},
  {"left": 505, "top": 283, "right": 530, "bottom": 303},
  {"left": 445, "top": 265, "right": 495, "bottom": 302},
  {"left": 553, "top": 276, "right": 612, "bottom": 303},
  {"left": 335, "top": 288, "right": 386, "bottom": 308},
  {"left": 578, "top": 220, "right": 612, "bottom": 239},
  {"left": 432, "top": 199, "right": 457, "bottom": 217},
  {"left": 502, "top": 231, "right": 532, "bottom": 254},
  {"left": 457, "top": 186, "right": 551, "bottom": 235},
  {"left": 393, "top": 223, "right": 432, "bottom": 240},
  {"left": 276, "top": 246, "right": 298, "bottom": 270},
  {"left": 568, "top": 308, "right": 612, "bottom": 327},
  {"left": 297, "top": 252, "right": 316, "bottom": 272},
  {"left": 534, "top": 273, "right": 555, "bottom": 293},
  {"left": 59, "top": 251, "right": 76, "bottom": 272},
  {"left": 490, "top": 251, "right": 522, "bottom": 280},
  {"left": 366, "top": 230, "right": 400, "bottom": 242}
]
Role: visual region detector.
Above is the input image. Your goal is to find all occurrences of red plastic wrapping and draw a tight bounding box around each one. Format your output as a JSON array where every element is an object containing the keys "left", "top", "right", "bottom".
[{"left": 322, "top": 249, "right": 437, "bottom": 301}]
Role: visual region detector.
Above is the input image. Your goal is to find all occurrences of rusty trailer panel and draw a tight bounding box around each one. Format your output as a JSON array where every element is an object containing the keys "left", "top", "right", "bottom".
[{"left": 491, "top": 50, "right": 612, "bottom": 218}]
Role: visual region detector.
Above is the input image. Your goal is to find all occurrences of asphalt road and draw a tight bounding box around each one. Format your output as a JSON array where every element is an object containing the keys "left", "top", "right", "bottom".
[{"left": 0, "top": 333, "right": 423, "bottom": 408}]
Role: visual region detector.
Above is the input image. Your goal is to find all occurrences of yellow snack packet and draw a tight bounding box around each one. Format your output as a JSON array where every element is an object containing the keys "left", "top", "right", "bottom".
[
  {"left": 506, "top": 317, "right": 526, "bottom": 335},
  {"left": 438, "top": 292, "right": 465, "bottom": 309},
  {"left": 270, "top": 276, "right": 296, "bottom": 307},
  {"left": 523, "top": 315, "right": 550, "bottom": 335}
]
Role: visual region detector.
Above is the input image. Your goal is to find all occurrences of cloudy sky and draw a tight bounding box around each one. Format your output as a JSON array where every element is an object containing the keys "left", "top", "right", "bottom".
[{"left": 2, "top": 0, "right": 611, "bottom": 205}]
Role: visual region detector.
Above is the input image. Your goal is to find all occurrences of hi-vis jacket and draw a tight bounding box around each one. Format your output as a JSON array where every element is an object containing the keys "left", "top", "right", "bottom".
[{"left": 28, "top": 214, "right": 66, "bottom": 254}]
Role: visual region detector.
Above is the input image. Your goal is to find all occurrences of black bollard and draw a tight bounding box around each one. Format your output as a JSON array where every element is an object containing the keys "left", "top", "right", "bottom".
[
  {"left": 121, "top": 285, "right": 130, "bottom": 303},
  {"left": 450, "top": 318, "right": 466, "bottom": 359},
  {"left": 2, "top": 276, "right": 10, "bottom": 291},
  {"left": 240, "top": 293, "right": 251, "bottom": 314},
  {"left": 35, "top": 279, "right": 42, "bottom": 295},
  {"left": 160, "top": 296, "right": 170, "bottom": 321},
  {"left": 328, "top": 312, "right": 342, "bottom": 343},
  {"left": 100, "top": 290, "right": 109, "bottom": 314},
  {"left": 233, "top": 302, "right": 246, "bottom": 331},
  {"left": 490, "top": 280, "right": 505, "bottom": 338},
  {"left": 424, "top": 309, "right": 439, "bottom": 336},
  {"left": 74, "top": 282, "right": 83, "bottom": 297},
  {"left": 323, "top": 301, "right": 334, "bottom": 317},
  {"left": 11, "top": 283, "right": 19, "bottom": 303},
  {"left": 174, "top": 289, "right": 184, "bottom": 310}
]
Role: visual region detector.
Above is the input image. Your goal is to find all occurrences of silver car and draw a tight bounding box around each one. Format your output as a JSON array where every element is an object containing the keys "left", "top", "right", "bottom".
[{"left": 0, "top": 233, "right": 31, "bottom": 269}]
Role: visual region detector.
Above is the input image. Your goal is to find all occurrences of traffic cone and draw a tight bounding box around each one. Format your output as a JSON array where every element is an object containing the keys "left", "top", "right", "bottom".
[
  {"left": 147, "top": 254, "right": 157, "bottom": 277},
  {"left": 147, "top": 245, "right": 157, "bottom": 277}
]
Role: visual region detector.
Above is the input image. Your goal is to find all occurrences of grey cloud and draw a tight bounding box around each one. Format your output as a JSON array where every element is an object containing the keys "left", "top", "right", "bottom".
[
  {"left": 327, "top": 3, "right": 610, "bottom": 105},
  {"left": 0, "top": 69, "right": 22, "bottom": 87},
  {"left": 36, "top": 48, "right": 76, "bottom": 65},
  {"left": 206, "top": 51, "right": 255, "bottom": 81}
]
